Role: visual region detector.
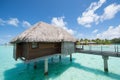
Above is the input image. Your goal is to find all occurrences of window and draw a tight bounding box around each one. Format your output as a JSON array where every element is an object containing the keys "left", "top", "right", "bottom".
[{"left": 32, "top": 42, "right": 38, "bottom": 48}]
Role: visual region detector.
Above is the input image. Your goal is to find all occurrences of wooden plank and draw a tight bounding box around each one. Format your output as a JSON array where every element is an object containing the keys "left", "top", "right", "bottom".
[{"left": 26, "top": 42, "right": 61, "bottom": 60}]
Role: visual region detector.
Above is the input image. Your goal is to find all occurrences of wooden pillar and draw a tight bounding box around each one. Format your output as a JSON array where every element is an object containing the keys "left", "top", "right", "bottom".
[
  {"left": 59, "top": 55, "right": 61, "bottom": 62},
  {"left": 44, "top": 58, "right": 48, "bottom": 75},
  {"left": 26, "top": 63, "right": 30, "bottom": 69},
  {"left": 102, "top": 56, "right": 109, "bottom": 72},
  {"left": 70, "top": 54, "right": 72, "bottom": 62},
  {"left": 82, "top": 45, "right": 84, "bottom": 50},
  {"left": 34, "top": 62, "right": 37, "bottom": 69},
  {"left": 51, "top": 57, "right": 53, "bottom": 62}
]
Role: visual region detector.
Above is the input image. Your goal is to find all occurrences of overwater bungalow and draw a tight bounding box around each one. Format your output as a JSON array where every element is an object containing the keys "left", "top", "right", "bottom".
[
  {"left": 80, "top": 41, "right": 96, "bottom": 45},
  {"left": 10, "top": 22, "right": 120, "bottom": 75},
  {"left": 10, "top": 22, "right": 76, "bottom": 74}
]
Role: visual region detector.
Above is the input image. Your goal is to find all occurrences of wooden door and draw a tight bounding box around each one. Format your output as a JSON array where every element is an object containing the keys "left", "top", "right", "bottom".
[{"left": 16, "top": 43, "right": 23, "bottom": 59}]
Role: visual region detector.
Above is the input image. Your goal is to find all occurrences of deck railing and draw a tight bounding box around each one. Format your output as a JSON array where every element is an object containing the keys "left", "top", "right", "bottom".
[
  {"left": 76, "top": 45, "right": 120, "bottom": 53},
  {"left": 76, "top": 45, "right": 120, "bottom": 72}
]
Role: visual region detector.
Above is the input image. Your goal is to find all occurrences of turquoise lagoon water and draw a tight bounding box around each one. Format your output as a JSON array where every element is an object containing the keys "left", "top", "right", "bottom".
[{"left": 0, "top": 45, "right": 120, "bottom": 80}]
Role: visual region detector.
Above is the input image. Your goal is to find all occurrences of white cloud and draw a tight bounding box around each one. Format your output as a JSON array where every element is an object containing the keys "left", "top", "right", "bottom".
[
  {"left": 7, "top": 18, "right": 19, "bottom": 27},
  {"left": 22, "top": 21, "right": 31, "bottom": 28},
  {"left": 0, "top": 39, "right": 3, "bottom": 43},
  {"left": 51, "top": 16, "right": 66, "bottom": 27},
  {"left": 0, "top": 39, "right": 7, "bottom": 44},
  {"left": 0, "top": 18, "right": 5, "bottom": 25},
  {"left": 0, "top": 35, "right": 14, "bottom": 44},
  {"left": 5, "top": 35, "right": 12, "bottom": 38},
  {"left": 96, "top": 25, "right": 120, "bottom": 39},
  {"left": 0, "top": 18, "right": 32, "bottom": 28},
  {"left": 92, "top": 29, "right": 98, "bottom": 33},
  {"left": 77, "top": 0, "right": 106, "bottom": 27},
  {"left": 101, "top": 3, "right": 120, "bottom": 21},
  {"left": 75, "top": 33, "right": 84, "bottom": 39},
  {"left": 77, "top": 0, "right": 120, "bottom": 27},
  {"left": 51, "top": 16, "right": 74, "bottom": 35}
]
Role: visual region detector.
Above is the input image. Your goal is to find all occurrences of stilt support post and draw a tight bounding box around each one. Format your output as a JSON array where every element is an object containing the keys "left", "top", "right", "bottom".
[{"left": 102, "top": 56, "right": 109, "bottom": 72}]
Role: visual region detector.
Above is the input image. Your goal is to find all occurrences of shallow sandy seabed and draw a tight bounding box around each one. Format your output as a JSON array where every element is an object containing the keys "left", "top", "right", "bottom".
[{"left": 0, "top": 45, "right": 120, "bottom": 80}]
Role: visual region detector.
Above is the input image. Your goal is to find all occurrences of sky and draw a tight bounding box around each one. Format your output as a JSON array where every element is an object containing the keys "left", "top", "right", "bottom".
[{"left": 0, "top": 0, "right": 120, "bottom": 44}]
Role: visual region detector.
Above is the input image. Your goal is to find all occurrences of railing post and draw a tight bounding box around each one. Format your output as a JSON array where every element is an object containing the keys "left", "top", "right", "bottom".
[
  {"left": 101, "top": 45, "right": 102, "bottom": 53},
  {"left": 118, "top": 46, "right": 119, "bottom": 52},
  {"left": 114, "top": 45, "right": 116, "bottom": 52},
  {"left": 82, "top": 45, "right": 84, "bottom": 50},
  {"left": 117, "top": 45, "right": 119, "bottom": 53}
]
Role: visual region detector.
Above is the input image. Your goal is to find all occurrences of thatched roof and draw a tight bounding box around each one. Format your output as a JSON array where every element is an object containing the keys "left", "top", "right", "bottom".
[{"left": 11, "top": 22, "right": 76, "bottom": 43}]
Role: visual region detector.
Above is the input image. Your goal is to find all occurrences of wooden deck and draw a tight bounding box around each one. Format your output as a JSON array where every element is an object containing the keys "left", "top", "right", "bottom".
[
  {"left": 76, "top": 50, "right": 120, "bottom": 57},
  {"left": 75, "top": 45, "right": 120, "bottom": 72}
]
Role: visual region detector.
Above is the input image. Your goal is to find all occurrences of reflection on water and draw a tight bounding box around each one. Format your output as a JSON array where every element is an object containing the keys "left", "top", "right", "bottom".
[{"left": 0, "top": 45, "right": 120, "bottom": 80}]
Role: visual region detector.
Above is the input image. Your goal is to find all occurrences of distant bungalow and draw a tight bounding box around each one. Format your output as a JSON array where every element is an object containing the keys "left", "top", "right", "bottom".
[
  {"left": 80, "top": 41, "right": 96, "bottom": 45},
  {"left": 10, "top": 22, "right": 76, "bottom": 75}
]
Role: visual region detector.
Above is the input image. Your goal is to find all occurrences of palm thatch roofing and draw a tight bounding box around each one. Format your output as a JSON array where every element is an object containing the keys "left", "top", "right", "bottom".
[{"left": 11, "top": 22, "right": 76, "bottom": 43}]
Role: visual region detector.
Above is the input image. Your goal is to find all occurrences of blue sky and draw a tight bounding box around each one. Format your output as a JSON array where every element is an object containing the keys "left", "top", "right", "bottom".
[{"left": 0, "top": 0, "right": 120, "bottom": 44}]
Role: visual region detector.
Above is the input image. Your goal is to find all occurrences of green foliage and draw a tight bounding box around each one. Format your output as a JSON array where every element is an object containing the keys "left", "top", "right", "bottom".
[
  {"left": 77, "top": 38, "right": 120, "bottom": 45},
  {"left": 76, "top": 41, "right": 81, "bottom": 45},
  {"left": 111, "top": 38, "right": 120, "bottom": 44}
]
